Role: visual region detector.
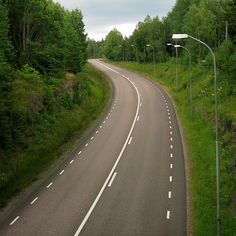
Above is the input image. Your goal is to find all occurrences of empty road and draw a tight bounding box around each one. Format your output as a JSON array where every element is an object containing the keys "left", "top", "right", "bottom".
[{"left": 0, "top": 60, "right": 186, "bottom": 236}]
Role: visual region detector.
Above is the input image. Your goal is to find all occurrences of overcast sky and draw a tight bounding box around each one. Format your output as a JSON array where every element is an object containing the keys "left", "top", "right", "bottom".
[{"left": 54, "top": 0, "right": 176, "bottom": 41}]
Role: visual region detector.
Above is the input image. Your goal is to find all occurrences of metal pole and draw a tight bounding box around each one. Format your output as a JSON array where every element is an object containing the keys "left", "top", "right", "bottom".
[
  {"left": 175, "top": 47, "right": 178, "bottom": 90},
  {"left": 188, "top": 34, "right": 220, "bottom": 236},
  {"left": 152, "top": 46, "right": 156, "bottom": 76}
]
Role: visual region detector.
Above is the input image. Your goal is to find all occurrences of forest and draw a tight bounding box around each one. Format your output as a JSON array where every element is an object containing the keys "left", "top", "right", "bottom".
[
  {"left": 87, "top": 0, "right": 236, "bottom": 235},
  {"left": 0, "top": 0, "right": 111, "bottom": 207}
]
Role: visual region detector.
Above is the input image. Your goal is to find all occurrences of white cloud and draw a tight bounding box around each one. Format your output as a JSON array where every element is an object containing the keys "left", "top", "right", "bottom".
[{"left": 54, "top": 0, "right": 176, "bottom": 40}]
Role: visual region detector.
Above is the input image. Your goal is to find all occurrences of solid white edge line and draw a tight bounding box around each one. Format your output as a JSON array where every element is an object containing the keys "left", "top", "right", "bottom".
[
  {"left": 137, "top": 116, "right": 140, "bottom": 122},
  {"left": 47, "top": 182, "right": 53, "bottom": 188},
  {"left": 30, "top": 197, "right": 38, "bottom": 205},
  {"left": 128, "top": 137, "right": 133, "bottom": 145},
  {"left": 167, "top": 210, "right": 171, "bottom": 219},
  {"left": 73, "top": 62, "right": 140, "bottom": 236},
  {"left": 9, "top": 216, "right": 20, "bottom": 226},
  {"left": 108, "top": 172, "right": 117, "bottom": 187}
]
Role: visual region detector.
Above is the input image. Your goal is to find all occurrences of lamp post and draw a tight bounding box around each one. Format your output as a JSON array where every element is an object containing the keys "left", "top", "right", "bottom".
[
  {"left": 146, "top": 44, "right": 155, "bottom": 76},
  {"left": 174, "top": 44, "right": 192, "bottom": 117},
  {"left": 172, "top": 34, "right": 220, "bottom": 236},
  {"left": 131, "top": 44, "right": 138, "bottom": 62},
  {"left": 167, "top": 43, "right": 178, "bottom": 90},
  {"left": 119, "top": 45, "right": 124, "bottom": 61}
]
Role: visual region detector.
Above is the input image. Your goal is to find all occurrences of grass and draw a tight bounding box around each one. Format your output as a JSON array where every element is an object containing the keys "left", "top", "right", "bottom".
[
  {"left": 0, "top": 64, "right": 110, "bottom": 208},
  {"left": 109, "top": 60, "right": 236, "bottom": 235}
]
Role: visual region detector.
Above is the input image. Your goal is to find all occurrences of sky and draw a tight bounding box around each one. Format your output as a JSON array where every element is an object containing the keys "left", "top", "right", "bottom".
[{"left": 54, "top": 0, "right": 176, "bottom": 41}]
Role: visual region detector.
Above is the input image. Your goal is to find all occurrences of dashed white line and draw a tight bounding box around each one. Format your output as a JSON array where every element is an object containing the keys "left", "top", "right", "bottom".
[
  {"left": 59, "top": 170, "right": 64, "bottom": 175},
  {"left": 47, "top": 182, "right": 53, "bottom": 188},
  {"left": 70, "top": 159, "right": 74, "bottom": 164},
  {"left": 109, "top": 113, "right": 110, "bottom": 116},
  {"left": 106, "top": 117, "right": 108, "bottom": 120},
  {"left": 168, "top": 191, "right": 172, "bottom": 199},
  {"left": 170, "top": 126, "right": 172, "bottom": 129},
  {"left": 78, "top": 151, "right": 82, "bottom": 155},
  {"left": 96, "top": 131, "right": 99, "bottom": 134},
  {"left": 170, "top": 163, "right": 173, "bottom": 169},
  {"left": 100, "top": 125, "right": 103, "bottom": 128},
  {"left": 170, "top": 153, "right": 173, "bottom": 158},
  {"left": 91, "top": 136, "right": 94, "bottom": 140},
  {"left": 103, "top": 121, "right": 106, "bottom": 124},
  {"left": 170, "top": 131, "right": 173, "bottom": 135},
  {"left": 167, "top": 211, "right": 171, "bottom": 220},
  {"left": 9, "top": 216, "right": 20, "bottom": 226},
  {"left": 171, "top": 145, "right": 173, "bottom": 149},
  {"left": 169, "top": 176, "right": 173, "bottom": 182},
  {"left": 169, "top": 121, "right": 172, "bottom": 124},
  {"left": 30, "top": 197, "right": 38, "bottom": 205},
  {"left": 170, "top": 137, "right": 173, "bottom": 142},
  {"left": 108, "top": 172, "right": 117, "bottom": 187},
  {"left": 168, "top": 116, "right": 171, "bottom": 120},
  {"left": 128, "top": 137, "right": 133, "bottom": 145},
  {"left": 85, "top": 143, "right": 88, "bottom": 147}
]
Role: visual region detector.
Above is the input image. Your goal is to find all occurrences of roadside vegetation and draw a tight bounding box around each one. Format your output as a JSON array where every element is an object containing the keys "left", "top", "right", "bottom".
[
  {"left": 87, "top": 0, "right": 236, "bottom": 234},
  {"left": 0, "top": 0, "right": 109, "bottom": 207}
]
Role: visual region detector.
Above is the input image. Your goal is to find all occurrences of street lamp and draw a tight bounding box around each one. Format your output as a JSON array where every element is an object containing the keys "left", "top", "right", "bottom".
[
  {"left": 119, "top": 45, "right": 125, "bottom": 61},
  {"left": 131, "top": 44, "right": 138, "bottom": 62},
  {"left": 174, "top": 44, "right": 192, "bottom": 117},
  {"left": 173, "top": 33, "right": 220, "bottom": 236},
  {"left": 167, "top": 43, "right": 178, "bottom": 90},
  {"left": 146, "top": 44, "right": 155, "bottom": 76}
]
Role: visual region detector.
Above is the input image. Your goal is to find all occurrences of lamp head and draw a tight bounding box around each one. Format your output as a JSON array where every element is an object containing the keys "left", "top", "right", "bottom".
[
  {"left": 167, "top": 43, "right": 173, "bottom": 46},
  {"left": 174, "top": 45, "right": 181, "bottom": 48},
  {"left": 172, "top": 34, "right": 188, "bottom": 39},
  {"left": 146, "top": 44, "right": 150, "bottom": 47}
]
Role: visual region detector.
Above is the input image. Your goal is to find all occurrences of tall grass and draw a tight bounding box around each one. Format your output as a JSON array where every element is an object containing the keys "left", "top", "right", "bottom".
[{"left": 0, "top": 64, "right": 110, "bottom": 207}]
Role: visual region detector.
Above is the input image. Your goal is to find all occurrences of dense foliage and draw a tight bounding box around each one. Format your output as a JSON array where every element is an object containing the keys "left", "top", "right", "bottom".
[{"left": 0, "top": 0, "right": 88, "bottom": 200}]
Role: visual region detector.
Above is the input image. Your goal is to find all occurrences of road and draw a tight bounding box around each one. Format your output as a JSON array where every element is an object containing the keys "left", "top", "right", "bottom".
[{"left": 0, "top": 60, "right": 186, "bottom": 236}]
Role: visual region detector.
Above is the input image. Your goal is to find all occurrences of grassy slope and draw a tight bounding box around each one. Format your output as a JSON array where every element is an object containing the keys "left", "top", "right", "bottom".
[
  {"left": 0, "top": 64, "right": 110, "bottom": 207},
  {"left": 109, "top": 60, "right": 236, "bottom": 235}
]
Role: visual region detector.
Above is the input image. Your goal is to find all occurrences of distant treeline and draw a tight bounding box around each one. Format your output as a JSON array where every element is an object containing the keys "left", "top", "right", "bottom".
[
  {"left": 0, "top": 0, "right": 87, "bottom": 192},
  {"left": 87, "top": 0, "right": 236, "bottom": 81}
]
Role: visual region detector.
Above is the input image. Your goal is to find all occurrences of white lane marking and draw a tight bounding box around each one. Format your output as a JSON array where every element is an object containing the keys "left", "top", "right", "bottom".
[
  {"left": 96, "top": 131, "right": 99, "bottom": 134},
  {"left": 85, "top": 143, "right": 88, "bottom": 147},
  {"left": 171, "top": 145, "right": 173, "bottom": 149},
  {"left": 108, "top": 172, "right": 117, "bottom": 187},
  {"left": 128, "top": 137, "right": 133, "bottom": 145},
  {"left": 78, "top": 151, "right": 82, "bottom": 155},
  {"left": 103, "top": 121, "right": 106, "bottom": 124},
  {"left": 106, "top": 117, "right": 108, "bottom": 120},
  {"left": 100, "top": 125, "right": 103, "bottom": 128},
  {"left": 167, "top": 109, "right": 170, "bottom": 112},
  {"left": 170, "top": 131, "right": 173, "bottom": 135},
  {"left": 9, "top": 216, "right": 20, "bottom": 226},
  {"left": 170, "top": 163, "right": 173, "bottom": 169},
  {"left": 167, "top": 211, "right": 171, "bottom": 219},
  {"left": 169, "top": 176, "right": 173, "bottom": 182},
  {"left": 169, "top": 121, "right": 172, "bottom": 124},
  {"left": 137, "top": 116, "right": 140, "bottom": 122},
  {"left": 30, "top": 197, "right": 38, "bottom": 205},
  {"left": 168, "top": 116, "right": 171, "bottom": 120},
  {"left": 168, "top": 191, "right": 172, "bottom": 199},
  {"left": 170, "top": 153, "right": 173, "bottom": 158},
  {"left": 166, "top": 106, "right": 169, "bottom": 109},
  {"left": 170, "top": 126, "right": 172, "bottom": 129},
  {"left": 140, "top": 103, "right": 142, "bottom": 107},
  {"left": 168, "top": 113, "right": 171, "bottom": 116},
  {"left": 59, "top": 170, "right": 64, "bottom": 175},
  {"left": 170, "top": 137, "right": 173, "bottom": 142},
  {"left": 47, "top": 182, "right": 53, "bottom": 188},
  {"left": 70, "top": 160, "right": 74, "bottom": 164},
  {"left": 74, "top": 62, "right": 141, "bottom": 236},
  {"left": 109, "top": 113, "right": 110, "bottom": 116},
  {"left": 91, "top": 136, "right": 94, "bottom": 140}
]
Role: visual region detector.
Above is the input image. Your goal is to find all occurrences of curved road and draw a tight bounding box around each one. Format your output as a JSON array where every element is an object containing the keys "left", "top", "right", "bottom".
[{"left": 0, "top": 60, "right": 186, "bottom": 236}]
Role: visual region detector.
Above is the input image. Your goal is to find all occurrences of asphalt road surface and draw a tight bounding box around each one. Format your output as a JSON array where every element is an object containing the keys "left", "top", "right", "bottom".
[{"left": 0, "top": 60, "right": 186, "bottom": 236}]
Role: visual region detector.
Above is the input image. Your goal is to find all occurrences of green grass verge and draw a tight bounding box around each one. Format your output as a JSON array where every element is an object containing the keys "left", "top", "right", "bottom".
[
  {"left": 109, "top": 60, "right": 236, "bottom": 235},
  {"left": 0, "top": 64, "right": 110, "bottom": 208}
]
